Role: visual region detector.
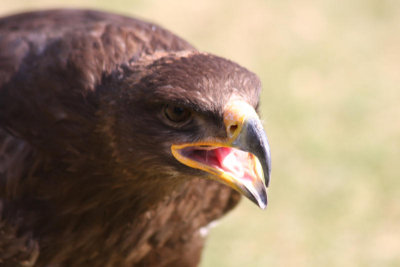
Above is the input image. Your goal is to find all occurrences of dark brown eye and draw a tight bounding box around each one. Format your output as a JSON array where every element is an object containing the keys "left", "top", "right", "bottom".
[{"left": 164, "top": 104, "right": 191, "bottom": 124}]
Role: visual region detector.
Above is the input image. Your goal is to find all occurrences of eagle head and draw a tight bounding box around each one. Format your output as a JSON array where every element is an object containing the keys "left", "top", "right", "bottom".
[{"left": 100, "top": 51, "right": 271, "bottom": 209}]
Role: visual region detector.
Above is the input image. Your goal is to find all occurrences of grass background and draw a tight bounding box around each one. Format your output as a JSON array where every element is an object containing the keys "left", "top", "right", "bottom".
[{"left": 1, "top": 1, "right": 399, "bottom": 266}]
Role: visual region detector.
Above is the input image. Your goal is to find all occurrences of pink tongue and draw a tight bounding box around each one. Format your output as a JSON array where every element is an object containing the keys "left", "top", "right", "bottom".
[{"left": 214, "top": 147, "right": 254, "bottom": 181}]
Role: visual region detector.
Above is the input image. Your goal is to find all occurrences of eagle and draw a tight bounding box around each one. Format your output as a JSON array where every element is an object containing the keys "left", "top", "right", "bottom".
[{"left": 0, "top": 9, "right": 271, "bottom": 267}]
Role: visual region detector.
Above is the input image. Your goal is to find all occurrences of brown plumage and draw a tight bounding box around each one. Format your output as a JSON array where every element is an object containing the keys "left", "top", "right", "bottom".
[{"left": 0, "top": 9, "right": 270, "bottom": 266}]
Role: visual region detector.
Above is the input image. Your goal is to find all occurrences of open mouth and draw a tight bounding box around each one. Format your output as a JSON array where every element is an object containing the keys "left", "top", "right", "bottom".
[
  {"left": 172, "top": 143, "right": 267, "bottom": 209},
  {"left": 177, "top": 145, "right": 261, "bottom": 183}
]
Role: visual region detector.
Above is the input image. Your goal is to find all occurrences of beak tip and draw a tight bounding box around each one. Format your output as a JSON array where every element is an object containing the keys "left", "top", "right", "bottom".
[
  {"left": 243, "top": 183, "right": 268, "bottom": 210},
  {"left": 256, "top": 193, "right": 267, "bottom": 209},
  {"left": 264, "top": 173, "right": 270, "bottom": 188},
  {"left": 258, "top": 188, "right": 268, "bottom": 210}
]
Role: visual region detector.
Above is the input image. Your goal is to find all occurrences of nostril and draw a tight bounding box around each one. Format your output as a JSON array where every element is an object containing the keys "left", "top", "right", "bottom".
[{"left": 228, "top": 124, "right": 238, "bottom": 136}]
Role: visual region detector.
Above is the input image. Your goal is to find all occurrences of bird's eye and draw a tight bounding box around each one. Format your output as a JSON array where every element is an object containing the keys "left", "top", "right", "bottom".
[{"left": 163, "top": 104, "right": 192, "bottom": 124}]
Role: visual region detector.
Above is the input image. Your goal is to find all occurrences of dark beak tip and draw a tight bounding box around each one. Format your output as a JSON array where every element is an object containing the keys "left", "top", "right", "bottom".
[
  {"left": 259, "top": 187, "right": 268, "bottom": 209},
  {"left": 250, "top": 183, "right": 268, "bottom": 210},
  {"left": 264, "top": 173, "right": 270, "bottom": 187},
  {"left": 257, "top": 197, "right": 268, "bottom": 210}
]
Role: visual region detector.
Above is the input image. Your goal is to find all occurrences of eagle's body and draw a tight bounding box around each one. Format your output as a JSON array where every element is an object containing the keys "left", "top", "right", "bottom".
[{"left": 0, "top": 9, "right": 270, "bottom": 267}]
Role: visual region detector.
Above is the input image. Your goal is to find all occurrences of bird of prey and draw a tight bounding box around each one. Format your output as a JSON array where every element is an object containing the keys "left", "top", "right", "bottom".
[{"left": 0, "top": 9, "right": 271, "bottom": 267}]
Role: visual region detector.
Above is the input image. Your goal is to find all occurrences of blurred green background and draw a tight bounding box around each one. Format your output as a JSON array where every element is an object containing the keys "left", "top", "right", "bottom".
[{"left": 1, "top": 1, "right": 399, "bottom": 266}]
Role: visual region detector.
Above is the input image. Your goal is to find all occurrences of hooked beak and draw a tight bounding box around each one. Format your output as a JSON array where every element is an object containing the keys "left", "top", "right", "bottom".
[{"left": 171, "top": 100, "right": 271, "bottom": 209}]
